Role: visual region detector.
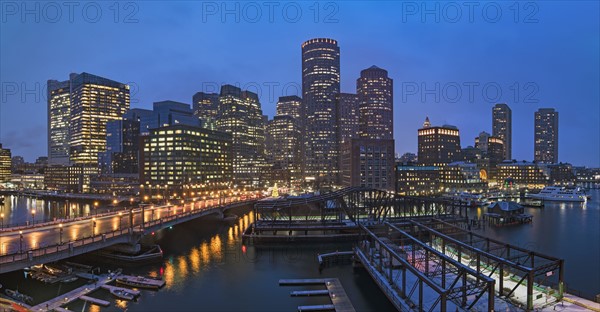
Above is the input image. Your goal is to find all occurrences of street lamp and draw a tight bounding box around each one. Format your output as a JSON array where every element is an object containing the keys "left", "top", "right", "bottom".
[
  {"left": 94, "top": 201, "right": 99, "bottom": 215},
  {"left": 31, "top": 209, "right": 36, "bottom": 226},
  {"left": 92, "top": 217, "right": 96, "bottom": 236},
  {"left": 118, "top": 211, "right": 123, "bottom": 230},
  {"left": 0, "top": 212, "right": 3, "bottom": 229},
  {"left": 59, "top": 223, "right": 63, "bottom": 244},
  {"left": 19, "top": 230, "right": 23, "bottom": 253}
]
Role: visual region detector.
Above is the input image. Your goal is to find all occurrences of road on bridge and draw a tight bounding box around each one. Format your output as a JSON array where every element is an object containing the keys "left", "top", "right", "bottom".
[{"left": 0, "top": 196, "right": 243, "bottom": 256}]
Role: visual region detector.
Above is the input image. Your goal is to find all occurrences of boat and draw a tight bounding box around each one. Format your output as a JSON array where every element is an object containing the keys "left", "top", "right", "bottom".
[
  {"left": 110, "top": 288, "right": 136, "bottom": 301},
  {"left": 529, "top": 186, "right": 587, "bottom": 202},
  {"left": 519, "top": 199, "right": 544, "bottom": 208},
  {"left": 116, "top": 275, "right": 165, "bottom": 290},
  {"left": 449, "top": 192, "right": 485, "bottom": 206},
  {"left": 4, "top": 289, "right": 33, "bottom": 305}
]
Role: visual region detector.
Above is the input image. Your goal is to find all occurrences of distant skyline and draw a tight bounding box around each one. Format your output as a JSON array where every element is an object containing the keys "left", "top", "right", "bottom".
[{"left": 1, "top": 1, "right": 598, "bottom": 166}]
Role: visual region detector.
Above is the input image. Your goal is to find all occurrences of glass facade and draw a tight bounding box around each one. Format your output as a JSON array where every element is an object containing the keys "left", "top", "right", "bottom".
[
  {"left": 492, "top": 103, "right": 512, "bottom": 160},
  {"left": 47, "top": 79, "right": 71, "bottom": 165},
  {"left": 534, "top": 108, "right": 559, "bottom": 163},
  {"left": 357, "top": 66, "right": 393, "bottom": 139}
]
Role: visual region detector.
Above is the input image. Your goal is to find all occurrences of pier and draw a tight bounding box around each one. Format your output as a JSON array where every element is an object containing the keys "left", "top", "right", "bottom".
[{"left": 280, "top": 278, "right": 356, "bottom": 312}]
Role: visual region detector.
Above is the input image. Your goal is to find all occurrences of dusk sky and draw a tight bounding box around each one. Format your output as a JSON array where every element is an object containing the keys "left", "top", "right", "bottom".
[{"left": 1, "top": 1, "right": 598, "bottom": 166}]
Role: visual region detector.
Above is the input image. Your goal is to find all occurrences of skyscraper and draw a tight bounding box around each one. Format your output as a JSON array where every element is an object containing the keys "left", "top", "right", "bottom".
[
  {"left": 217, "top": 85, "right": 267, "bottom": 186},
  {"left": 418, "top": 117, "right": 461, "bottom": 166},
  {"left": 99, "top": 117, "right": 141, "bottom": 174},
  {"left": 337, "top": 93, "right": 359, "bottom": 144},
  {"left": 357, "top": 66, "right": 393, "bottom": 139},
  {"left": 192, "top": 92, "right": 220, "bottom": 129},
  {"left": 0, "top": 144, "right": 11, "bottom": 182},
  {"left": 492, "top": 103, "right": 512, "bottom": 160},
  {"left": 68, "top": 73, "right": 130, "bottom": 165},
  {"left": 534, "top": 108, "right": 559, "bottom": 163},
  {"left": 276, "top": 95, "right": 303, "bottom": 119},
  {"left": 265, "top": 115, "right": 302, "bottom": 187},
  {"left": 47, "top": 79, "right": 71, "bottom": 165},
  {"left": 302, "top": 38, "right": 341, "bottom": 187}
]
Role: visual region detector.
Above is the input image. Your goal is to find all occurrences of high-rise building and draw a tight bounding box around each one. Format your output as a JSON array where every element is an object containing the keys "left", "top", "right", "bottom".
[
  {"left": 534, "top": 108, "right": 559, "bottom": 163},
  {"left": 47, "top": 79, "right": 72, "bottom": 165},
  {"left": 140, "top": 124, "right": 232, "bottom": 193},
  {"left": 68, "top": 73, "right": 130, "bottom": 165},
  {"left": 302, "top": 38, "right": 341, "bottom": 187},
  {"left": 337, "top": 93, "right": 359, "bottom": 144},
  {"left": 192, "top": 92, "right": 220, "bottom": 128},
  {"left": 217, "top": 85, "right": 267, "bottom": 186},
  {"left": 418, "top": 117, "right": 461, "bottom": 166},
  {"left": 153, "top": 101, "right": 199, "bottom": 128},
  {"left": 492, "top": 104, "right": 512, "bottom": 160},
  {"left": 265, "top": 115, "right": 302, "bottom": 187},
  {"left": 276, "top": 95, "right": 303, "bottom": 119},
  {"left": 340, "top": 138, "right": 395, "bottom": 191},
  {"left": 99, "top": 118, "right": 140, "bottom": 174},
  {"left": 357, "top": 66, "right": 393, "bottom": 139},
  {"left": 0, "top": 144, "right": 11, "bottom": 182},
  {"left": 126, "top": 108, "right": 157, "bottom": 135}
]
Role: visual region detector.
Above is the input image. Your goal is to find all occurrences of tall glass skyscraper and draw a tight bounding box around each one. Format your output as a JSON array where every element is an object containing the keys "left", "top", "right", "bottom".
[
  {"left": 492, "top": 103, "right": 512, "bottom": 160},
  {"left": 47, "top": 79, "right": 72, "bottom": 165},
  {"left": 301, "top": 38, "right": 340, "bottom": 187},
  {"left": 357, "top": 66, "right": 393, "bottom": 139},
  {"left": 534, "top": 108, "right": 559, "bottom": 163},
  {"left": 68, "top": 73, "right": 130, "bottom": 165}
]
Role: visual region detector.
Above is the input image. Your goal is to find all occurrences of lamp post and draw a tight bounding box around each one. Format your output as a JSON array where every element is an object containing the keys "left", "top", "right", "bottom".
[
  {"left": 94, "top": 201, "right": 99, "bottom": 216},
  {"left": 0, "top": 212, "right": 4, "bottom": 229},
  {"left": 59, "top": 223, "right": 63, "bottom": 244},
  {"left": 31, "top": 209, "right": 36, "bottom": 226},
  {"left": 19, "top": 230, "right": 23, "bottom": 253},
  {"left": 118, "top": 211, "right": 123, "bottom": 231},
  {"left": 92, "top": 217, "right": 96, "bottom": 236}
]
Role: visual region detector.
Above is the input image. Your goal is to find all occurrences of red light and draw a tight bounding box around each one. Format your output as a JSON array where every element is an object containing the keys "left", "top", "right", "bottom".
[
  {"left": 151, "top": 232, "right": 155, "bottom": 236},
  {"left": 160, "top": 267, "right": 164, "bottom": 276},
  {"left": 241, "top": 245, "right": 247, "bottom": 253}
]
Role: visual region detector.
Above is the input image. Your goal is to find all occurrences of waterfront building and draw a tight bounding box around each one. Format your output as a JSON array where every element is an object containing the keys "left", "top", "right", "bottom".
[
  {"left": 302, "top": 38, "right": 341, "bottom": 187},
  {"left": 44, "top": 164, "right": 99, "bottom": 193},
  {"left": 357, "top": 66, "right": 393, "bottom": 140},
  {"left": 534, "top": 108, "right": 559, "bottom": 163},
  {"left": 440, "top": 162, "right": 487, "bottom": 192},
  {"left": 418, "top": 117, "right": 461, "bottom": 166},
  {"left": 68, "top": 73, "right": 130, "bottom": 165},
  {"left": 340, "top": 138, "right": 395, "bottom": 191},
  {"left": 475, "top": 132, "right": 504, "bottom": 181},
  {"left": 492, "top": 103, "right": 512, "bottom": 160},
  {"left": 140, "top": 124, "right": 232, "bottom": 197},
  {"left": 10, "top": 174, "right": 45, "bottom": 189},
  {"left": 548, "top": 163, "right": 576, "bottom": 185},
  {"left": 216, "top": 85, "right": 267, "bottom": 187},
  {"left": 395, "top": 163, "right": 440, "bottom": 195},
  {"left": 47, "top": 78, "right": 72, "bottom": 165},
  {"left": 496, "top": 161, "right": 551, "bottom": 188},
  {"left": 0, "top": 144, "right": 11, "bottom": 183},
  {"left": 337, "top": 93, "right": 359, "bottom": 144}
]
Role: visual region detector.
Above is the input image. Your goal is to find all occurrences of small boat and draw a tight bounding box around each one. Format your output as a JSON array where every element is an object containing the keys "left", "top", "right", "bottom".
[
  {"left": 110, "top": 288, "right": 136, "bottom": 301},
  {"left": 4, "top": 289, "right": 33, "bottom": 305},
  {"left": 60, "top": 276, "right": 78, "bottom": 283}
]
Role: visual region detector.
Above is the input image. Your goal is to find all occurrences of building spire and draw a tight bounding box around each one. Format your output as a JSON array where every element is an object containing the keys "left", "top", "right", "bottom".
[{"left": 423, "top": 116, "right": 431, "bottom": 128}]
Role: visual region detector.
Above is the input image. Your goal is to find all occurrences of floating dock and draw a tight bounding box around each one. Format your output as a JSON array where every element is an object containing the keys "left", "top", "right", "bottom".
[
  {"left": 279, "top": 278, "right": 356, "bottom": 312},
  {"left": 31, "top": 273, "right": 117, "bottom": 311},
  {"left": 291, "top": 290, "right": 330, "bottom": 297},
  {"left": 101, "top": 284, "right": 141, "bottom": 296},
  {"left": 79, "top": 295, "right": 110, "bottom": 307}
]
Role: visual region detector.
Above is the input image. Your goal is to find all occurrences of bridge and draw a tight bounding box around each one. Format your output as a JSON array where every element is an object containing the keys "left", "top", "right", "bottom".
[
  {"left": 247, "top": 187, "right": 576, "bottom": 311},
  {"left": 0, "top": 197, "right": 257, "bottom": 274}
]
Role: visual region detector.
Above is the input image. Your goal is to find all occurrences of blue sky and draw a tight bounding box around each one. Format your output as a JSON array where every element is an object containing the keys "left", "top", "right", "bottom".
[{"left": 1, "top": 1, "right": 598, "bottom": 166}]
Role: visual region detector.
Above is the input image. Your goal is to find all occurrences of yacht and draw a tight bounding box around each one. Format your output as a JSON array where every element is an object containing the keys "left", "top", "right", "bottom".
[{"left": 529, "top": 186, "right": 587, "bottom": 202}]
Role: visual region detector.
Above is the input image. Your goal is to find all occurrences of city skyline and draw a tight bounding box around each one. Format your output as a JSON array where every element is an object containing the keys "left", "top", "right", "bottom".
[{"left": 1, "top": 2, "right": 598, "bottom": 167}]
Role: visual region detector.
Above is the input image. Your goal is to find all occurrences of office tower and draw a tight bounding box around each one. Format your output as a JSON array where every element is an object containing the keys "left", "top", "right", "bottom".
[
  {"left": 0, "top": 144, "right": 11, "bottom": 182},
  {"left": 492, "top": 103, "right": 512, "bottom": 160},
  {"left": 140, "top": 124, "right": 232, "bottom": 191},
  {"left": 69, "top": 73, "right": 130, "bottom": 165},
  {"left": 418, "top": 117, "right": 461, "bottom": 166},
  {"left": 475, "top": 133, "right": 504, "bottom": 165},
  {"left": 193, "top": 92, "right": 220, "bottom": 129},
  {"left": 340, "top": 138, "right": 395, "bottom": 191},
  {"left": 47, "top": 79, "right": 71, "bottom": 165},
  {"left": 153, "top": 100, "right": 199, "bottom": 128},
  {"left": 266, "top": 115, "right": 302, "bottom": 187},
  {"left": 217, "top": 85, "right": 266, "bottom": 186},
  {"left": 357, "top": 66, "right": 393, "bottom": 139},
  {"left": 337, "top": 93, "right": 359, "bottom": 144},
  {"left": 534, "top": 108, "right": 559, "bottom": 163},
  {"left": 302, "top": 38, "right": 341, "bottom": 187},
  {"left": 276, "top": 95, "right": 303, "bottom": 119},
  {"left": 99, "top": 117, "right": 140, "bottom": 174},
  {"left": 125, "top": 108, "right": 157, "bottom": 135}
]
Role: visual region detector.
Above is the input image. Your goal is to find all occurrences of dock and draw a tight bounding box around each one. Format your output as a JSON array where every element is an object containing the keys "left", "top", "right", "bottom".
[
  {"left": 297, "top": 304, "right": 335, "bottom": 311},
  {"left": 80, "top": 295, "right": 110, "bottom": 307},
  {"left": 279, "top": 278, "right": 356, "bottom": 312},
  {"left": 31, "top": 272, "right": 117, "bottom": 311},
  {"left": 317, "top": 251, "right": 354, "bottom": 269},
  {"left": 117, "top": 274, "right": 166, "bottom": 289},
  {"left": 101, "top": 284, "right": 141, "bottom": 296},
  {"left": 291, "top": 290, "right": 330, "bottom": 297}
]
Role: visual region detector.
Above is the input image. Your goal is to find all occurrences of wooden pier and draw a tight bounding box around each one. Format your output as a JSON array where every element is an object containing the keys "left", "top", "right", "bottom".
[
  {"left": 291, "top": 290, "right": 330, "bottom": 297},
  {"left": 80, "top": 295, "right": 110, "bottom": 307},
  {"left": 279, "top": 278, "right": 356, "bottom": 312}
]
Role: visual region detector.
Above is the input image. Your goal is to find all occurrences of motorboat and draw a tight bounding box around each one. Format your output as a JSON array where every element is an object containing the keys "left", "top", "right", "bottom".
[
  {"left": 529, "top": 186, "right": 587, "bottom": 202},
  {"left": 110, "top": 288, "right": 136, "bottom": 301}
]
